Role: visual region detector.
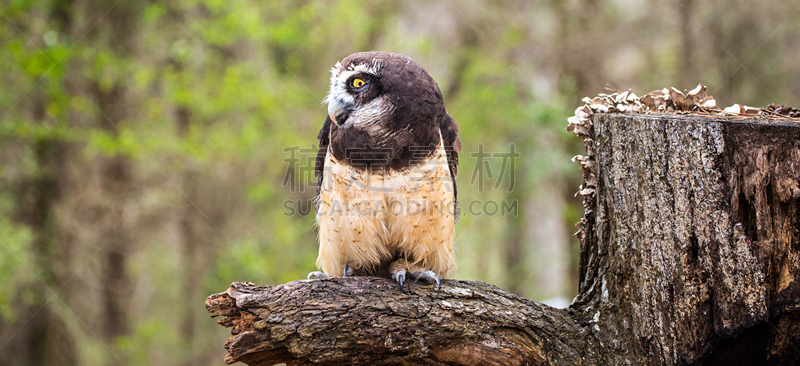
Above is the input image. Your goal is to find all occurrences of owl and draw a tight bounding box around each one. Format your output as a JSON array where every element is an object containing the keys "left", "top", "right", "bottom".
[{"left": 307, "top": 51, "right": 460, "bottom": 290}]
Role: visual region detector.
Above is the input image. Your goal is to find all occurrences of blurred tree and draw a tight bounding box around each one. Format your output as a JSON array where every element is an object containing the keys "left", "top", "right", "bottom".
[
  {"left": 0, "top": 0, "right": 799, "bottom": 364},
  {"left": 0, "top": 1, "right": 76, "bottom": 365},
  {"left": 84, "top": 3, "right": 139, "bottom": 358}
]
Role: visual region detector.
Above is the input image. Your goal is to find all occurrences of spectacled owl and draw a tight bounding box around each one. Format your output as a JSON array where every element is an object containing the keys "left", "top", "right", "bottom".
[{"left": 307, "top": 51, "right": 461, "bottom": 290}]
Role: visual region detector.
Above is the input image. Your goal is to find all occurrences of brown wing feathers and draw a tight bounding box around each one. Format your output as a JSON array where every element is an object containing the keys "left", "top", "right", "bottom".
[
  {"left": 440, "top": 113, "right": 460, "bottom": 220},
  {"left": 315, "top": 116, "right": 333, "bottom": 198}
]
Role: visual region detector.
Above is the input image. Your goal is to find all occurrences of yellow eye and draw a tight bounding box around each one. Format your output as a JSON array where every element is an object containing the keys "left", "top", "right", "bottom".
[{"left": 351, "top": 78, "right": 366, "bottom": 88}]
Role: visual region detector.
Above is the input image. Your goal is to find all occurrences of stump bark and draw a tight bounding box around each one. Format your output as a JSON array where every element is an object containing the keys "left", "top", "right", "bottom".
[{"left": 207, "top": 113, "right": 800, "bottom": 365}]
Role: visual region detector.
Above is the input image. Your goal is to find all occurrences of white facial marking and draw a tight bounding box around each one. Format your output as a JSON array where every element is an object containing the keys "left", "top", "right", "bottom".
[{"left": 323, "top": 60, "right": 383, "bottom": 122}]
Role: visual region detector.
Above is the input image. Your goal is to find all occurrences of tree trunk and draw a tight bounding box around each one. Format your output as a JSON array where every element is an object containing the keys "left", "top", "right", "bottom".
[
  {"left": 83, "top": 2, "right": 140, "bottom": 357},
  {"left": 573, "top": 113, "right": 800, "bottom": 365},
  {"left": 206, "top": 112, "right": 800, "bottom": 365},
  {"left": 177, "top": 100, "right": 203, "bottom": 366}
]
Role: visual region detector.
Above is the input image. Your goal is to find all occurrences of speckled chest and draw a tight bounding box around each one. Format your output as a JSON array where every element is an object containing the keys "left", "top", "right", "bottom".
[{"left": 315, "top": 137, "right": 457, "bottom": 276}]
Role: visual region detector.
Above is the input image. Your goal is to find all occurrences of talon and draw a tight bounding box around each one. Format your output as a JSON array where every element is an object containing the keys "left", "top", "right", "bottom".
[
  {"left": 342, "top": 264, "right": 355, "bottom": 277},
  {"left": 416, "top": 270, "right": 441, "bottom": 291},
  {"left": 307, "top": 271, "right": 329, "bottom": 280},
  {"left": 391, "top": 270, "right": 406, "bottom": 291}
]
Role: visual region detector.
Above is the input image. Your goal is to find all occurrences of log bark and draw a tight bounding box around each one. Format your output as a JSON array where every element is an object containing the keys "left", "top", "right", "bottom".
[
  {"left": 206, "top": 279, "right": 596, "bottom": 365},
  {"left": 207, "top": 113, "right": 800, "bottom": 365},
  {"left": 574, "top": 114, "right": 800, "bottom": 365}
]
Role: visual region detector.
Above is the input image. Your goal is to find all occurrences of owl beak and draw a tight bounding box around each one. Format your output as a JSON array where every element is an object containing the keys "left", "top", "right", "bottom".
[
  {"left": 327, "top": 97, "right": 350, "bottom": 126},
  {"left": 328, "top": 111, "right": 340, "bottom": 125}
]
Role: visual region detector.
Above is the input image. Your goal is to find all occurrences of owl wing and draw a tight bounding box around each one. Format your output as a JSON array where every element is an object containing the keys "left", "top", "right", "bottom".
[
  {"left": 315, "top": 115, "right": 333, "bottom": 199},
  {"left": 440, "top": 113, "right": 461, "bottom": 217}
]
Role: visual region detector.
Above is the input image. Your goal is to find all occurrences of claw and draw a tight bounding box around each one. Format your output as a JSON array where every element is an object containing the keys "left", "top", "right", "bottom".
[
  {"left": 391, "top": 270, "right": 406, "bottom": 291},
  {"left": 416, "top": 270, "right": 441, "bottom": 291},
  {"left": 307, "top": 271, "right": 329, "bottom": 280},
  {"left": 342, "top": 264, "right": 355, "bottom": 277}
]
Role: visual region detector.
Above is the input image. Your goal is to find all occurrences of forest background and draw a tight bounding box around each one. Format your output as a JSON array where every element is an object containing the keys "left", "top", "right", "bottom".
[{"left": 1, "top": 0, "right": 799, "bottom": 365}]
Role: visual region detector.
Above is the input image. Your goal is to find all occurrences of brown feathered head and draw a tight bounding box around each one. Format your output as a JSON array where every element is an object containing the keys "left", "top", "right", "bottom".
[{"left": 324, "top": 51, "right": 446, "bottom": 169}]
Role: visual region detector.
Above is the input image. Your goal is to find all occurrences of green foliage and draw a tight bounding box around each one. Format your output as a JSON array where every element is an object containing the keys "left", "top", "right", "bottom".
[{"left": 0, "top": 218, "right": 33, "bottom": 321}]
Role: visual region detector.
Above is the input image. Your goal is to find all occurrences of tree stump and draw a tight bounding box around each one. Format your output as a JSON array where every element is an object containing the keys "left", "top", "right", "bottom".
[
  {"left": 571, "top": 113, "right": 800, "bottom": 365},
  {"left": 207, "top": 98, "right": 800, "bottom": 365}
]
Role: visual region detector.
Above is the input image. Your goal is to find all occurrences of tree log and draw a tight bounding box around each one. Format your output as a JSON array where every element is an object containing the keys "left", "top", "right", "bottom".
[
  {"left": 207, "top": 113, "right": 800, "bottom": 365},
  {"left": 206, "top": 279, "right": 597, "bottom": 365}
]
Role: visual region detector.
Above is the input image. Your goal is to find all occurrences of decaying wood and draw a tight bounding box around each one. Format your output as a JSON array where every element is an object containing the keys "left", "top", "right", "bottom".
[
  {"left": 208, "top": 99, "right": 800, "bottom": 365},
  {"left": 573, "top": 113, "right": 800, "bottom": 365}
]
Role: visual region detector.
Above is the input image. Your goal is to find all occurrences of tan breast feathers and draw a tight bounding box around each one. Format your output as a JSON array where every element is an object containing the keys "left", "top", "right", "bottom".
[{"left": 316, "top": 139, "right": 456, "bottom": 277}]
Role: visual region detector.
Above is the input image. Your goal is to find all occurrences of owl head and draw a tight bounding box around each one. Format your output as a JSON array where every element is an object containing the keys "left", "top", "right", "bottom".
[{"left": 325, "top": 52, "right": 446, "bottom": 147}]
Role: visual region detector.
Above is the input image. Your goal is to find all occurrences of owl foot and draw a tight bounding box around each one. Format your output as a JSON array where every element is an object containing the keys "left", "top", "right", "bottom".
[
  {"left": 391, "top": 270, "right": 406, "bottom": 291},
  {"left": 414, "top": 270, "right": 441, "bottom": 291},
  {"left": 307, "top": 271, "right": 329, "bottom": 280},
  {"left": 342, "top": 264, "right": 355, "bottom": 277}
]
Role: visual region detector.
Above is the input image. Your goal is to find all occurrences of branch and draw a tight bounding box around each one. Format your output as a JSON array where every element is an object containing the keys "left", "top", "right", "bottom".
[{"left": 206, "top": 279, "right": 595, "bottom": 366}]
